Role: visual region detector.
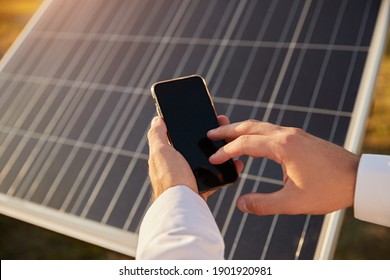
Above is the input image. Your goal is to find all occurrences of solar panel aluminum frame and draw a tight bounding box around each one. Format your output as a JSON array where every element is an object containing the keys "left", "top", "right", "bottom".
[
  {"left": 314, "top": 0, "right": 390, "bottom": 260},
  {"left": 0, "top": 0, "right": 388, "bottom": 260}
]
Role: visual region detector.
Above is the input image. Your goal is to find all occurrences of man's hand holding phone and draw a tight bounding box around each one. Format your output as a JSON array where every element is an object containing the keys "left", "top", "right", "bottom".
[
  {"left": 147, "top": 115, "right": 244, "bottom": 202},
  {"left": 148, "top": 116, "right": 197, "bottom": 201}
]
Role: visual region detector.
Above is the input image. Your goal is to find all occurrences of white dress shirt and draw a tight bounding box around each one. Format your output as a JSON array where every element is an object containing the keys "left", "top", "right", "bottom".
[
  {"left": 354, "top": 154, "right": 390, "bottom": 227},
  {"left": 136, "top": 186, "right": 224, "bottom": 259},
  {"left": 137, "top": 154, "right": 390, "bottom": 259}
]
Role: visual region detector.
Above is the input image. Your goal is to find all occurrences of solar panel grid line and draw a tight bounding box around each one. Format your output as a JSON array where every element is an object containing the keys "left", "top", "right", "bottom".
[
  {"left": 40, "top": 93, "right": 121, "bottom": 205},
  {"left": 71, "top": 50, "right": 161, "bottom": 213},
  {"left": 21, "top": 93, "right": 91, "bottom": 201},
  {"left": 211, "top": 0, "right": 287, "bottom": 222},
  {"left": 137, "top": 0, "right": 197, "bottom": 80},
  {"left": 79, "top": 0, "right": 194, "bottom": 219},
  {"left": 51, "top": 0, "right": 159, "bottom": 213},
  {"left": 17, "top": 17, "right": 127, "bottom": 202},
  {"left": 0, "top": 79, "right": 33, "bottom": 126},
  {"left": 0, "top": 71, "right": 358, "bottom": 118},
  {"left": 160, "top": 0, "right": 212, "bottom": 77},
  {"left": 121, "top": 174, "right": 150, "bottom": 231},
  {"left": 240, "top": 173, "right": 283, "bottom": 186},
  {"left": 264, "top": 0, "right": 313, "bottom": 122},
  {"left": 204, "top": 0, "right": 249, "bottom": 82},
  {"left": 9, "top": 0, "right": 85, "bottom": 75},
  {"left": 0, "top": 124, "right": 148, "bottom": 161},
  {"left": 40, "top": 1, "right": 147, "bottom": 207},
  {"left": 294, "top": 215, "right": 311, "bottom": 259},
  {"left": 1, "top": 87, "right": 66, "bottom": 197},
  {"left": 212, "top": 0, "right": 277, "bottom": 118},
  {"left": 6, "top": 1, "right": 136, "bottom": 201},
  {"left": 105, "top": 1, "right": 138, "bottom": 35},
  {"left": 276, "top": 0, "right": 324, "bottom": 125},
  {"left": 31, "top": 90, "right": 120, "bottom": 204},
  {"left": 327, "top": 1, "right": 373, "bottom": 142},
  {"left": 63, "top": 0, "right": 188, "bottom": 217},
  {"left": 2, "top": 87, "right": 83, "bottom": 195},
  {"left": 63, "top": 95, "right": 138, "bottom": 214},
  {"left": 29, "top": 30, "right": 372, "bottom": 53},
  {"left": 301, "top": 0, "right": 348, "bottom": 129},
  {"left": 260, "top": 213, "right": 280, "bottom": 260},
  {"left": 16, "top": 91, "right": 100, "bottom": 201},
  {"left": 0, "top": 76, "right": 54, "bottom": 186},
  {"left": 222, "top": 0, "right": 312, "bottom": 260},
  {"left": 194, "top": 1, "right": 238, "bottom": 79},
  {"left": 214, "top": 96, "right": 353, "bottom": 117}
]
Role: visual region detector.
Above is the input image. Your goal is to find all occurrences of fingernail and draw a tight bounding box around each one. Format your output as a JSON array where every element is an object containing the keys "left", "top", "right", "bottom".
[
  {"left": 151, "top": 116, "right": 159, "bottom": 124},
  {"left": 208, "top": 128, "right": 215, "bottom": 134},
  {"left": 237, "top": 198, "right": 247, "bottom": 212}
]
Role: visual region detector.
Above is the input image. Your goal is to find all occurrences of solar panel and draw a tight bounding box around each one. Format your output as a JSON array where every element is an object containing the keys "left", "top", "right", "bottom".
[{"left": 0, "top": 0, "right": 388, "bottom": 259}]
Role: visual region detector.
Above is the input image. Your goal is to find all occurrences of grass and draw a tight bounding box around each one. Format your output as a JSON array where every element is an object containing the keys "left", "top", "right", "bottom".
[{"left": 0, "top": 0, "right": 389, "bottom": 259}]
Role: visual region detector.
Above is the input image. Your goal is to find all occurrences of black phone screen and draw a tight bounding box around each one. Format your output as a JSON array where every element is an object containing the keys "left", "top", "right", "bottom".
[{"left": 151, "top": 75, "right": 238, "bottom": 193}]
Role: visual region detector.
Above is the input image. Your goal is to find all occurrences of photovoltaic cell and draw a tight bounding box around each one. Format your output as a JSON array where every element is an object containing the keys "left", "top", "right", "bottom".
[{"left": 0, "top": 0, "right": 388, "bottom": 259}]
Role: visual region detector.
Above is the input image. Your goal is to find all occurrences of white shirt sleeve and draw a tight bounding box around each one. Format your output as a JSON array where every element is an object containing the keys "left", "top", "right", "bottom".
[
  {"left": 136, "top": 185, "right": 224, "bottom": 259},
  {"left": 354, "top": 154, "right": 390, "bottom": 227}
]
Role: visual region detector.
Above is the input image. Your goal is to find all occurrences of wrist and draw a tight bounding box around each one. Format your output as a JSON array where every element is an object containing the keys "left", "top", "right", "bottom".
[{"left": 152, "top": 184, "right": 198, "bottom": 202}]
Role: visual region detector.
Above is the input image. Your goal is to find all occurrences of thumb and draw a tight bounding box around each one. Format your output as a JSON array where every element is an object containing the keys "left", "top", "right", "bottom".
[
  {"left": 236, "top": 192, "right": 287, "bottom": 216},
  {"left": 147, "top": 116, "right": 169, "bottom": 148}
]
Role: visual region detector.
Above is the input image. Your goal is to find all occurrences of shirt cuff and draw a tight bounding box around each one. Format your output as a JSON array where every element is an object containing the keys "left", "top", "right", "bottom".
[{"left": 354, "top": 154, "right": 390, "bottom": 227}]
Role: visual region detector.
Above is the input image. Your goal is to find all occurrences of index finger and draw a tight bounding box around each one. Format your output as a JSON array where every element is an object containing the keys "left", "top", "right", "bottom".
[
  {"left": 209, "top": 134, "right": 281, "bottom": 165},
  {"left": 207, "top": 120, "right": 279, "bottom": 141}
]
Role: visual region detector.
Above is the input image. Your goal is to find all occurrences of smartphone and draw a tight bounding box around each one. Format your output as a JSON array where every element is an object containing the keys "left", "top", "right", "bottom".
[{"left": 151, "top": 75, "right": 238, "bottom": 193}]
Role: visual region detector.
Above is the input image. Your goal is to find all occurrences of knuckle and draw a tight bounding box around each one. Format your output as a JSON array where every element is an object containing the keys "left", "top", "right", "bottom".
[
  {"left": 153, "top": 143, "right": 169, "bottom": 155},
  {"left": 246, "top": 119, "right": 259, "bottom": 125},
  {"left": 252, "top": 200, "right": 266, "bottom": 216},
  {"left": 278, "top": 127, "right": 305, "bottom": 147},
  {"left": 237, "top": 119, "right": 258, "bottom": 132},
  {"left": 236, "top": 134, "right": 251, "bottom": 146},
  {"left": 243, "top": 119, "right": 259, "bottom": 128}
]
